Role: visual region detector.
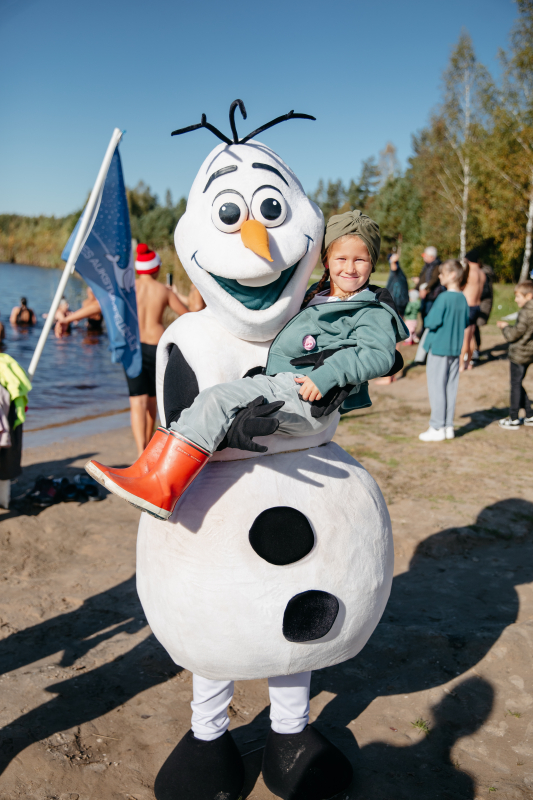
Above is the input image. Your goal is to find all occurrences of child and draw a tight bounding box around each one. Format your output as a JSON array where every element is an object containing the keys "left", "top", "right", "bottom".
[
  {"left": 87, "top": 211, "right": 409, "bottom": 519},
  {"left": 419, "top": 260, "right": 470, "bottom": 442},
  {"left": 497, "top": 280, "right": 533, "bottom": 429},
  {"left": 403, "top": 288, "right": 421, "bottom": 345}
]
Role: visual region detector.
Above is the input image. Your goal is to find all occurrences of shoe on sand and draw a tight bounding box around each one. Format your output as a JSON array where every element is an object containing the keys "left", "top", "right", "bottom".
[
  {"left": 154, "top": 730, "right": 244, "bottom": 800},
  {"left": 524, "top": 416, "right": 533, "bottom": 427},
  {"left": 445, "top": 426, "right": 455, "bottom": 439},
  {"left": 498, "top": 417, "right": 522, "bottom": 430},
  {"left": 262, "top": 726, "right": 353, "bottom": 800},
  {"left": 419, "top": 427, "right": 446, "bottom": 442}
]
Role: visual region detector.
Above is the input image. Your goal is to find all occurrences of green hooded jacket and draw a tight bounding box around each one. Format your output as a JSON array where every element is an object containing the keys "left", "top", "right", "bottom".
[{"left": 266, "top": 287, "right": 409, "bottom": 412}]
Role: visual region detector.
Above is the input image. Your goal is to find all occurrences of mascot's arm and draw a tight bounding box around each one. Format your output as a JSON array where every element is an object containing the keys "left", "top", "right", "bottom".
[
  {"left": 162, "top": 346, "right": 283, "bottom": 452},
  {"left": 163, "top": 344, "right": 200, "bottom": 425}
]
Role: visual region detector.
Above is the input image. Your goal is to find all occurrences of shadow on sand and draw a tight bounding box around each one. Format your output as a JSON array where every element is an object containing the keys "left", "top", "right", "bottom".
[
  {"left": 1, "top": 498, "right": 531, "bottom": 799},
  {"left": 227, "top": 497, "right": 532, "bottom": 799}
]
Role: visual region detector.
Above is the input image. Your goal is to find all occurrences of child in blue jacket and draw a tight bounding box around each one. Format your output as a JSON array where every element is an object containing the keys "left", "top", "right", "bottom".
[
  {"left": 88, "top": 211, "right": 408, "bottom": 519},
  {"left": 419, "top": 260, "right": 470, "bottom": 442}
]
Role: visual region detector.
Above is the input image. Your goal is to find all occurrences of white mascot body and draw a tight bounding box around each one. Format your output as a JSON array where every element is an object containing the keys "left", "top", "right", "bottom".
[{"left": 135, "top": 102, "right": 393, "bottom": 799}]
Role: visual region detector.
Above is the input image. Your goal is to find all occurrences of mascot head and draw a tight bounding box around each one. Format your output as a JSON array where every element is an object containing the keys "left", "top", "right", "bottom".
[{"left": 173, "top": 100, "right": 324, "bottom": 342}]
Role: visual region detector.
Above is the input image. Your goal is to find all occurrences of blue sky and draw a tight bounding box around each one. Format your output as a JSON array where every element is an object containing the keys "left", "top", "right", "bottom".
[{"left": 0, "top": 0, "right": 518, "bottom": 217}]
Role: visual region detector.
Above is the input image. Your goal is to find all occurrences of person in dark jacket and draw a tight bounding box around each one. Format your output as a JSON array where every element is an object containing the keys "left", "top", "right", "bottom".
[
  {"left": 473, "top": 262, "right": 495, "bottom": 360},
  {"left": 416, "top": 246, "right": 444, "bottom": 322},
  {"left": 386, "top": 253, "right": 409, "bottom": 318},
  {"left": 497, "top": 280, "right": 533, "bottom": 429}
]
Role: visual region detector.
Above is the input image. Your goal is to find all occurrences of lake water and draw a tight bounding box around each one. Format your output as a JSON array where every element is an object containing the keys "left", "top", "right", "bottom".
[{"left": 0, "top": 263, "right": 130, "bottom": 431}]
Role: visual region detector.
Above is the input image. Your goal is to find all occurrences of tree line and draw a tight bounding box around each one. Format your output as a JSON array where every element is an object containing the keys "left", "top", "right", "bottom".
[{"left": 310, "top": 0, "right": 533, "bottom": 281}]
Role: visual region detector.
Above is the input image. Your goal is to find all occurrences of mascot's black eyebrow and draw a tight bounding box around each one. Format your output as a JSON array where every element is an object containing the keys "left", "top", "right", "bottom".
[
  {"left": 252, "top": 163, "right": 289, "bottom": 187},
  {"left": 203, "top": 162, "right": 289, "bottom": 194},
  {"left": 203, "top": 165, "right": 237, "bottom": 193},
  {"left": 172, "top": 98, "right": 315, "bottom": 145}
]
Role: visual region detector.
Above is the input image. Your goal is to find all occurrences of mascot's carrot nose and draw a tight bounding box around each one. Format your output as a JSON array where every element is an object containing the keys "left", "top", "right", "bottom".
[{"left": 241, "top": 219, "right": 273, "bottom": 262}]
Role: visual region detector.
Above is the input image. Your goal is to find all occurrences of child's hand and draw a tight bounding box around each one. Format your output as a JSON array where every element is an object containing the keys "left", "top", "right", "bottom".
[
  {"left": 295, "top": 376, "right": 322, "bottom": 402},
  {"left": 497, "top": 320, "right": 509, "bottom": 329}
]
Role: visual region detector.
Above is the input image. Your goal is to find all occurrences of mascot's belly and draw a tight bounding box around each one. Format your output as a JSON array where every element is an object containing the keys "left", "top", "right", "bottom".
[{"left": 137, "top": 441, "right": 393, "bottom": 681}]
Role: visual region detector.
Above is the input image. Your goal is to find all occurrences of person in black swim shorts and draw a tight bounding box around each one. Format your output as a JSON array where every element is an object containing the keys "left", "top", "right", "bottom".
[
  {"left": 468, "top": 304, "right": 480, "bottom": 326},
  {"left": 128, "top": 244, "right": 191, "bottom": 455},
  {"left": 125, "top": 342, "right": 157, "bottom": 399}
]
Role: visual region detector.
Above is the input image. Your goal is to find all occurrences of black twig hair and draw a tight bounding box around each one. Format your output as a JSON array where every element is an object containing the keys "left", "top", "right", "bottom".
[
  {"left": 229, "top": 99, "right": 247, "bottom": 143},
  {"left": 171, "top": 99, "right": 316, "bottom": 144}
]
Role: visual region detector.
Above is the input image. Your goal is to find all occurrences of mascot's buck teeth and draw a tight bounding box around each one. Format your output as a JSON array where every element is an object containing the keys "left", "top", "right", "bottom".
[{"left": 135, "top": 99, "right": 393, "bottom": 800}]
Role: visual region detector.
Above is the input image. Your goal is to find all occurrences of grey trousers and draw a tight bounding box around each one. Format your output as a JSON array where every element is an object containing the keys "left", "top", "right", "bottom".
[
  {"left": 426, "top": 352, "right": 460, "bottom": 430},
  {"left": 171, "top": 372, "right": 331, "bottom": 453}
]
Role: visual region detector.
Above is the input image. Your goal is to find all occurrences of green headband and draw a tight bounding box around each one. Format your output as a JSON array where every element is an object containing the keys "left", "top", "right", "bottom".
[{"left": 322, "top": 210, "right": 381, "bottom": 269}]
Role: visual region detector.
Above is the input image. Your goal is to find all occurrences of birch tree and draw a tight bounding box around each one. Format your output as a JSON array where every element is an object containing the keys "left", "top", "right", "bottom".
[{"left": 434, "top": 33, "right": 489, "bottom": 259}]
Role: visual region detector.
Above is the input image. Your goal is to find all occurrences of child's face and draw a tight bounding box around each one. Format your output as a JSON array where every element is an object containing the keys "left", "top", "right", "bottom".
[
  {"left": 515, "top": 291, "right": 533, "bottom": 308},
  {"left": 327, "top": 236, "right": 373, "bottom": 297}
]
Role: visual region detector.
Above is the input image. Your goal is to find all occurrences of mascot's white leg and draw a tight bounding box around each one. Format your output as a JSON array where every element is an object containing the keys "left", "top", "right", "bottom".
[
  {"left": 191, "top": 672, "right": 311, "bottom": 741},
  {"left": 172, "top": 670, "right": 351, "bottom": 800}
]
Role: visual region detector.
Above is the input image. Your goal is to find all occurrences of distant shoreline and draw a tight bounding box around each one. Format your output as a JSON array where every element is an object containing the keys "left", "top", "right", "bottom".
[{"left": 1, "top": 260, "right": 63, "bottom": 270}]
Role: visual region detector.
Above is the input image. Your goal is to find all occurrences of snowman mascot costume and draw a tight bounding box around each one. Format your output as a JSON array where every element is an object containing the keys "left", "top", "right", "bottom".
[{"left": 136, "top": 101, "right": 393, "bottom": 800}]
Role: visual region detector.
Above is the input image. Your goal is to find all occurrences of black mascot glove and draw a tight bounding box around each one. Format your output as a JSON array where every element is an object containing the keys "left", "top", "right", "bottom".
[
  {"left": 290, "top": 350, "right": 338, "bottom": 371},
  {"left": 290, "top": 347, "right": 404, "bottom": 418},
  {"left": 216, "top": 395, "right": 285, "bottom": 453}
]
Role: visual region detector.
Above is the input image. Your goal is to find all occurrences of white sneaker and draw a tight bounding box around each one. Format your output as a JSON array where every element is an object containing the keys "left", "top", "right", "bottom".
[
  {"left": 445, "top": 426, "right": 455, "bottom": 439},
  {"left": 498, "top": 417, "right": 522, "bottom": 430},
  {"left": 419, "top": 427, "right": 446, "bottom": 442},
  {"left": 524, "top": 416, "right": 533, "bottom": 427}
]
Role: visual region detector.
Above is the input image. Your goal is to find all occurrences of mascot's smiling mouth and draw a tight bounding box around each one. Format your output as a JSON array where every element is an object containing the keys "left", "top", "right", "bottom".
[{"left": 191, "top": 234, "right": 313, "bottom": 311}]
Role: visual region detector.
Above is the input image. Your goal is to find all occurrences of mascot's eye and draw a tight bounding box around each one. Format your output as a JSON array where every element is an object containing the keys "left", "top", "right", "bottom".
[
  {"left": 251, "top": 186, "right": 288, "bottom": 228},
  {"left": 211, "top": 191, "right": 249, "bottom": 233}
]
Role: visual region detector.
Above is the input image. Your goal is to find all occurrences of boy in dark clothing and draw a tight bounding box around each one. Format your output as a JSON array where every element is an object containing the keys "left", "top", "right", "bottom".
[{"left": 497, "top": 280, "right": 533, "bottom": 429}]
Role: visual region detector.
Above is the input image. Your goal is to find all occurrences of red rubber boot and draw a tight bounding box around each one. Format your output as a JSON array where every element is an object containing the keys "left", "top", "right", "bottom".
[
  {"left": 86, "top": 427, "right": 169, "bottom": 484},
  {"left": 85, "top": 431, "right": 210, "bottom": 520}
]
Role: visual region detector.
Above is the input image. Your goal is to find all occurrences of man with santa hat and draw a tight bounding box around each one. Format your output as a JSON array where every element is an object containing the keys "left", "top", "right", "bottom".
[{"left": 128, "top": 243, "right": 190, "bottom": 456}]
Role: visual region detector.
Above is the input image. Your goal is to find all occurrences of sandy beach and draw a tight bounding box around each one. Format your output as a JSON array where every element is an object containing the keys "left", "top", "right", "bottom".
[{"left": 1, "top": 330, "right": 532, "bottom": 800}]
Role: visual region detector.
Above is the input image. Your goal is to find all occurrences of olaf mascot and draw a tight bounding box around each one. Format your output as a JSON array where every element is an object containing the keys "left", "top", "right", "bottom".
[{"left": 133, "top": 102, "right": 394, "bottom": 800}]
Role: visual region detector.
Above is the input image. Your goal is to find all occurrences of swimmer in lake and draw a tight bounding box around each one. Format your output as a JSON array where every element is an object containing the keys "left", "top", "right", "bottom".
[
  {"left": 57, "top": 288, "right": 104, "bottom": 335},
  {"left": 10, "top": 297, "right": 37, "bottom": 326},
  {"left": 42, "top": 297, "right": 72, "bottom": 338}
]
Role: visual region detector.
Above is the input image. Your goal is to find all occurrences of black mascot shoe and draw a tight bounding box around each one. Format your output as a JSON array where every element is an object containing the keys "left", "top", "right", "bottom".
[
  {"left": 262, "top": 726, "right": 353, "bottom": 800},
  {"left": 154, "top": 729, "right": 244, "bottom": 800}
]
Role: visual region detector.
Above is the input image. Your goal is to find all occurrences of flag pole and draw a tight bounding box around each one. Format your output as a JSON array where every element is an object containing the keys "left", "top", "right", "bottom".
[{"left": 27, "top": 127, "right": 124, "bottom": 379}]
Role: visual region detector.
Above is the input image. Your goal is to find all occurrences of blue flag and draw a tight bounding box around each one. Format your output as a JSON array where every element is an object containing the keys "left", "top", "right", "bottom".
[{"left": 62, "top": 148, "right": 142, "bottom": 378}]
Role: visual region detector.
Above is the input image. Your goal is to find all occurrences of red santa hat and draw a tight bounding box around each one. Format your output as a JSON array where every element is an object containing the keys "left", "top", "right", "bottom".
[{"left": 135, "top": 243, "right": 161, "bottom": 274}]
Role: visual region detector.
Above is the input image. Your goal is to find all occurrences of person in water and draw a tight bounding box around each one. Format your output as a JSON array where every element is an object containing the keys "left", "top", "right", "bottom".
[
  {"left": 57, "top": 287, "right": 103, "bottom": 334},
  {"left": 87, "top": 211, "right": 408, "bottom": 520},
  {"left": 42, "top": 297, "right": 71, "bottom": 337},
  {"left": 10, "top": 297, "right": 36, "bottom": 326},
  {"left": 54, "top": 298, "right": 71, "bottom": 337}
]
